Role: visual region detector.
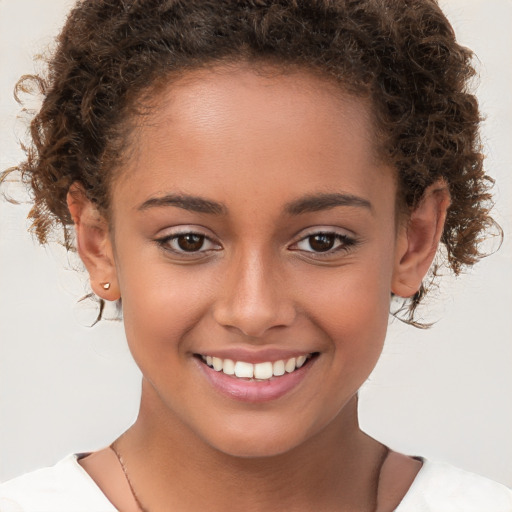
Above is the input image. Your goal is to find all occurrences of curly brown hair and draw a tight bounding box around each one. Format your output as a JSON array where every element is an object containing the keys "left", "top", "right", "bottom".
[{"left": 2, "top": 0, "right": 498, "bottom": 325}]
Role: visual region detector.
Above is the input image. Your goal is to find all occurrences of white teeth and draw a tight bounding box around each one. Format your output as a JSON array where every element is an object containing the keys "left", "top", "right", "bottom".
[
  {"left": 285, "top": 357, "right": 296, "bottom": 373},
  {"left": 201, "top": 354, "right": 313, "bottom": 379},
  {"left": 222, "top": 358, "right": 235, "bottom": 375},
  {"left": 254, "top": 362, "right": 273, "bottom": 380},
  {"left": 234, "top": 361, "right": 254, "bottom": 378},
  {"left": 273, "top": 360, "right": 285, "bottom": 376},
  {"left": 296, "top": 355, "right": 307, "bottom": 368}
]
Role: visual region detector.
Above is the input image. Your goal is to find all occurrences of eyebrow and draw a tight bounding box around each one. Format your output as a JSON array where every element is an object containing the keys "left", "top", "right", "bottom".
[
  {"left": 284, "top": 193, "right": 373, "bottom": 215},
  {"left": 138, "top": 194, "right": 227, "bottom": 214},
  {"left": 137, "top": 191, "right": 372, "bottom": 216}
]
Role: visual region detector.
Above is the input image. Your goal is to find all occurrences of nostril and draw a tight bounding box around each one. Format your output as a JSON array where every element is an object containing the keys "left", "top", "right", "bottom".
[{"left": 213, "top": 296, "right": 297, "bottom": 338}]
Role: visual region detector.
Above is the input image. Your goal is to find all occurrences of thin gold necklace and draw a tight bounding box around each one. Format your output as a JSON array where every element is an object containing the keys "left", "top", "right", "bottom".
[
  {"left": 110, "top": 440, "right": 389, "bottom": 512},
  {"left": 111, "top": 440, "right": 149, "bottom": 512}
]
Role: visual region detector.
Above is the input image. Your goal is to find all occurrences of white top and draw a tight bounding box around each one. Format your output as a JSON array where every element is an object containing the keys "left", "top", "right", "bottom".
[{"left": 1, "top": 455, "right": 511, "bottom": 512}]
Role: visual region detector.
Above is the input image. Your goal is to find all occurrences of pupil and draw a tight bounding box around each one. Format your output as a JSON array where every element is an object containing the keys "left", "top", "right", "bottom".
[
  {"left": 310, "top": 234, "right": 335, "bottom": 252},
  {"left": 178, "top": 234, "right": 204, "bottom": 252}
]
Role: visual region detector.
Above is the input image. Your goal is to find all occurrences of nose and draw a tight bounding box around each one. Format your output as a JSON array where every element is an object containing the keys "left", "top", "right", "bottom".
[{"left": 212, "top": 249, "right": 296, "bottom": 338}]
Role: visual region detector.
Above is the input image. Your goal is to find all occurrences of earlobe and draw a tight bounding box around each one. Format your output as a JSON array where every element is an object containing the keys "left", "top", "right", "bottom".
[
  {"left": 392, "top": 181, "right": 451, "bottom": 298},
  {"left": 66, "top": 183, "right": 121, "bottom": 300}
]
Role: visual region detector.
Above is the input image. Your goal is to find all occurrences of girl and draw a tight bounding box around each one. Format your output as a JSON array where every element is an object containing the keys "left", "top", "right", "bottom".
[{"left": 1, "top": 0, "right": 511, "bottom": 510}]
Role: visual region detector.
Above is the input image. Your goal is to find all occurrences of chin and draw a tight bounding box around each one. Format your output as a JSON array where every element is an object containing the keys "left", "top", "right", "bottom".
[
  {"left": 209, "top": 436, "right": 303, "bottom": 459},
  {"left": 195, "top": 416, "right": 318, "bottom": 460}
]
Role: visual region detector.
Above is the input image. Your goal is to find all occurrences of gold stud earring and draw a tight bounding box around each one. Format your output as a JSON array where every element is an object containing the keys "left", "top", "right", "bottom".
[{"left": 100, "top": 282, "right": 111, "bottom": 290}]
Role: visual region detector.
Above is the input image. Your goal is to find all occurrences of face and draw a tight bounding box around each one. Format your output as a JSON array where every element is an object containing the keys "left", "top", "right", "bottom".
[{"left": 107, "top": 65, "right": 405, "bottom": 457}]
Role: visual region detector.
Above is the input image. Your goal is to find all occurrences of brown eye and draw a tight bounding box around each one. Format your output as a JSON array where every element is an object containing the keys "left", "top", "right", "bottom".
[
  {"left": 308, "top": 234, "right": 336, "bottom": 252},
  {"left": 177, "top": 234, "right": 205, "bottom": 252},
  {"left": 156, "top": 231, "right": 220, "bottom": 257},
  {"left": 292, "top": 231, "right": 357, "bottom": 256}
]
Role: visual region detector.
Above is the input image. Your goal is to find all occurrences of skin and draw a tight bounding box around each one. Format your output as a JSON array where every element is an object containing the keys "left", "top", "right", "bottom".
[{"left": 69, "top": 64, "right": 449, "bottom": 511}]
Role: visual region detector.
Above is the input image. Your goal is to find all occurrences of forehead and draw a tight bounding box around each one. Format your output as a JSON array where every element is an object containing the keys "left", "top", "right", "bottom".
[
  {"left": 136, "top": 64, "right": 377, "bottom": 156},
  {"left": 114, "top": 64, "right": 394, "bottom": 216}
]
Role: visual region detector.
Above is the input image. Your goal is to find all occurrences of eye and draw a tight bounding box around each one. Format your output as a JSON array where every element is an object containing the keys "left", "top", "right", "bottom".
[
  {"left": 292, "top": 231, "right": 357, "bottom": 255},
  {"left": 175, "top": 233, "right": 207, "bottom": 252},
  {"left": 156, "top": 231, "right": 221, "bottom": 255}
]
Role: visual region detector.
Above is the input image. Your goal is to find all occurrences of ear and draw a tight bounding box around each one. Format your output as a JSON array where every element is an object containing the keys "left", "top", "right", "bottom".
[
  {"left": 67, "top": 183, "right": 121, "bottom": 301},
  {"left": 392, "top": 181, "right": 451, "bottom": 298}
]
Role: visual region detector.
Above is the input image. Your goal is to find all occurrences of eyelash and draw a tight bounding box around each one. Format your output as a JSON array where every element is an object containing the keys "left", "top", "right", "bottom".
[
  {"left": 155, "top": 232, "right": 220, "bottom": 256},
  {"left": 291, "top": 231, "right": 358, "bottom": 257},
  {"left": 155, "top": 230, "right": 358, "bottom": 258}
]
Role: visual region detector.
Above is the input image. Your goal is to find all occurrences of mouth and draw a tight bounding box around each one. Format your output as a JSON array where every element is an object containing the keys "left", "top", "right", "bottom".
[{"left": 196, "top": 353, "right": 319, "bottom": 381}]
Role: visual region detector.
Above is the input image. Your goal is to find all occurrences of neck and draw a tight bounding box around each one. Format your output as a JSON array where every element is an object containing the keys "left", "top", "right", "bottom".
[{"left": 116, "top": 380, "right": 387, "bottom": 512}]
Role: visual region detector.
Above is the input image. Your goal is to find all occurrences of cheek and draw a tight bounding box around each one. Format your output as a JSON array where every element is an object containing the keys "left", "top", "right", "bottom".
[
  {"left": 115, "top": 246, "right": 215, "bottom": 358},
  {"left": 119, "top": 271, "right": 215, "bottom": 399},
  {"left": 298, "top": 255, "right": 394, "bottom": 365},
  {"left": 301, "top": 257, "right": 393, "bottom": 329}
]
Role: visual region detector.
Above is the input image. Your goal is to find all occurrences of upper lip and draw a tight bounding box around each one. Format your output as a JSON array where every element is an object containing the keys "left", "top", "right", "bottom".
[{"left": 193, "top": 347, "right": 317, "bottom": 364}]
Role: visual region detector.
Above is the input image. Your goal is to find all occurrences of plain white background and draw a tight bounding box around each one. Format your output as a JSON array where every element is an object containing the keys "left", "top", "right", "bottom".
[{"left": 1, "top": 0, "right": 511, "bottom": 487}]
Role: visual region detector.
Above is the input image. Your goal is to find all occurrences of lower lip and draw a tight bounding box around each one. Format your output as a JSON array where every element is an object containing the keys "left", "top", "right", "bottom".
[{"left": 196, "top": 358, "right": 315, "bottom": 403}]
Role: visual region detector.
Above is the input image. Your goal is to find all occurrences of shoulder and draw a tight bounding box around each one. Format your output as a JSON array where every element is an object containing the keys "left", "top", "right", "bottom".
[
  {"left": 0, "top": 455, "right": 116, "bottom": 512},
  {"left": 396, "top": 459, "right": 512, "bottom": 512}
]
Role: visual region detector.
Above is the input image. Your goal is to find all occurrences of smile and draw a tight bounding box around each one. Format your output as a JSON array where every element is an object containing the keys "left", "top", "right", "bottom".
[
  {"left": 199, "top": 354, "right": 314, "bottom": 380},
  {"left": 195, "top": 351, "right": 319, "bottom": 402}
]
